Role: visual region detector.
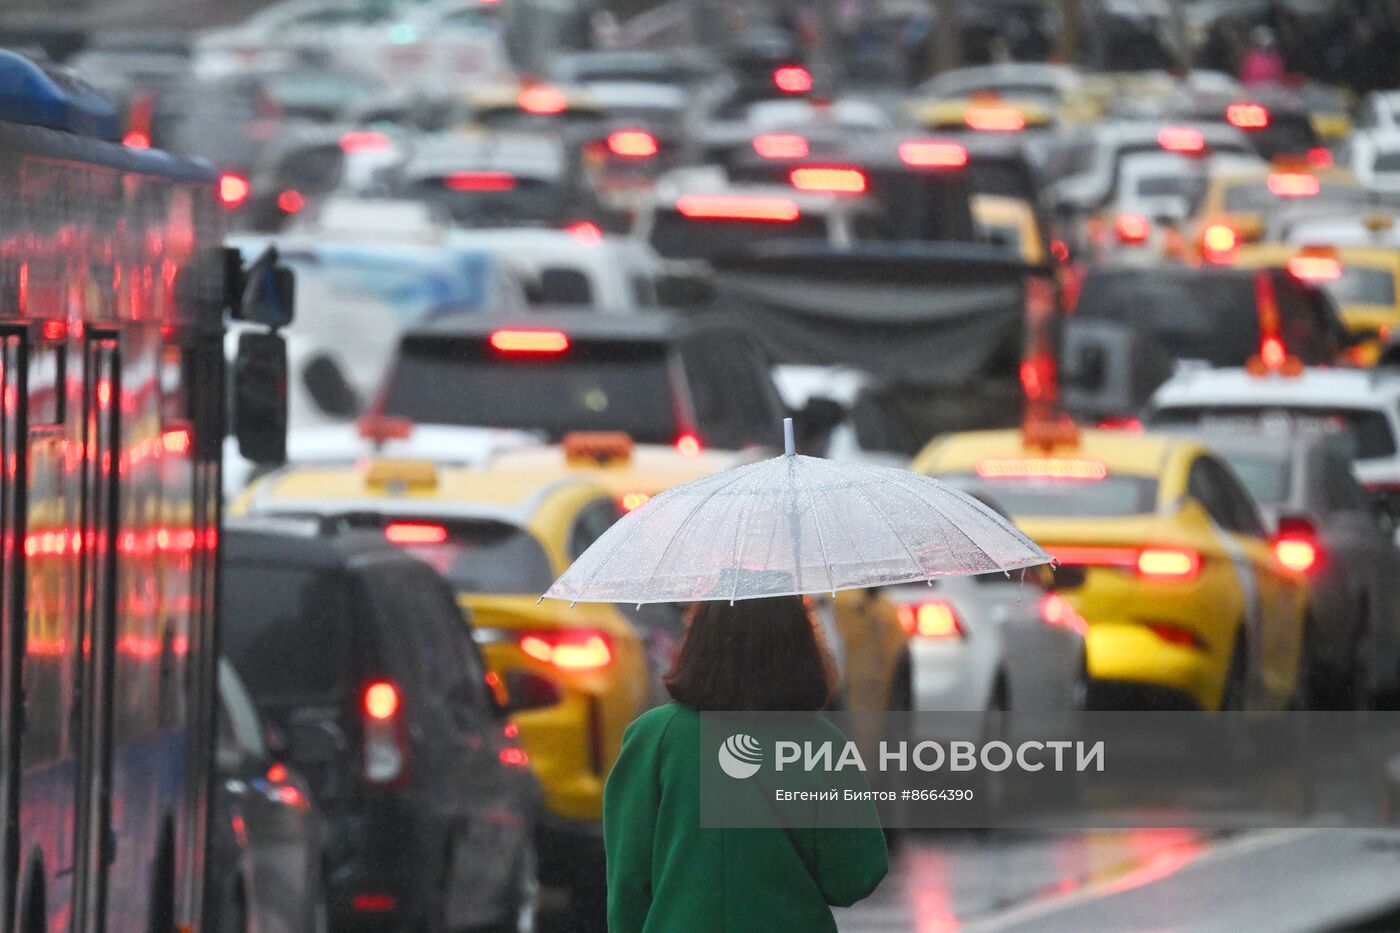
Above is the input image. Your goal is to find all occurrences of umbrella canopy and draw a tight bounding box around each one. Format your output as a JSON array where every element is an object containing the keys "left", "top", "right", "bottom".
[{"left": 543, "top": 424, "right": 1051, "bottom": 605}]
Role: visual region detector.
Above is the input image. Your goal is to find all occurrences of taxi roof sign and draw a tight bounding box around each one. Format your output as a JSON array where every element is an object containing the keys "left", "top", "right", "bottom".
[
  {"left": 562, "top": 431, "right": 634, "bottom": 466},
  {"left": 364, "top": 459, "right": 439, "bottom": 490}
]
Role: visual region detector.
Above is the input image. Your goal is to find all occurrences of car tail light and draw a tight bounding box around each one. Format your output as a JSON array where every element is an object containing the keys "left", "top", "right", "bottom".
[
  {"left": 1146, "top": 622, "right": 1204, "bottom": 648},
  {"left": 976, "top": 457, "right": 1107, "bottom": 481},
  {"left": 773, "top": 65, "right": 813, "bottom": 94},
  {"left": 789, "top": 166, "right": 867, "bottom": 193},
  {"left": 276, "top": 189, "right": 305, "bottom": 214},
  {"left": 1157, "top": 126, "right": 1205, "bottom": 153},
  {"left": 384, "top": 521, "right": 448, "bottom": 545},
  {"left": 1202, "top": 223, "right": 1237, "bottom": 263},
  {"left": 607, "top": 129, "right": 658, "bottom": 158},
  {"left": 122, "top": 130, "right": 150, "bottom": 149},
  {"left": 563, "top": 220, "right": 603, "bottom": 243},
  {"left": 1114, "top": 212, "right": 1150, "bottom": 245},
  {"left": 1287, "top": 254, "right": 1341, "bottom": 281},
  {"left": 675, "top": 195, "right": 800, "bottom": 222},
  {"left": 1039, "top": 593, "right": 1087, "bottom": 635},
  {"left": 445, "top": 171, "right": 516, "bottom": 191},
  {"left": 1274, "top": 536, "right": 1319, "bottom": 573},
  {"left": 1260, "top": 334, "right": 1287, "bottom": 368},
  {"left": 1267, "top": 172, "right": 1320, "bottom": 197},
  {"left": 753, "top": 133, "right": 809, "bottom": 159},
  {"left": 499, "top": 747, "right": 529, "bottom": 768},
  {"left": 217, "top": 172, "right": 250, "bottom": 209},
  {"left": 896, "top": 600, "right": 963, "bottom": 638},
  {"left": 1136, "top": 548, "right": 1200, "bottom": 581},
  {"left": 518, "top": 85, "right": 568, "bottom": 114},
  {"left": 676, "top": 433, "right": 702, "bottom": 457},
  {"left": 1307, "top": 146, "right": 1333, "bottom": 168},
  {"left": 1097, "top": 417, "right": 1143, "bottom": 432},
  {"left": 362, "top": 680, "right": 407, "bottom": 784},
  {"left": 618, "top": 491, "right": 651, "bottom": 511},
  {"left": 340, "top": 130, "right": 391, "bottom": 153},
  {"left": 352, "top": 894, "right": 397, "bottom": 913},
  {"left": 1226, "top": 103, "right": 1269, "bottom": 129},
  {"left": 489, "top": 328, "right": 569, "bottom": 353},
  {"left": 898, "top": 139, "right": 968, "bottom": 167},
  {"left": 964, "top": 104, "right": 1025, "bottom": 132},
  {"left": 518, "top": 631, "right": 613, "bottom": 671}
]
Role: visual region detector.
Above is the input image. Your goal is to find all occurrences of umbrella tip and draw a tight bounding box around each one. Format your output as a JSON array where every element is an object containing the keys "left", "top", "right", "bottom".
[{"left": 783, "top": 417, "right": 796, "bottom": 456}]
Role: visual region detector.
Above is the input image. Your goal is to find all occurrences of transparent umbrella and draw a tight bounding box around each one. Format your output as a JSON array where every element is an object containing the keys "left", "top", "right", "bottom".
[{"left": 542, "top": 420, "right": 1051, "bottom": 605}]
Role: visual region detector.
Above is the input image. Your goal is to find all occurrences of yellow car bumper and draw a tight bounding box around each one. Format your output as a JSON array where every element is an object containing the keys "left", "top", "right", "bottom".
[{"left": 1086, "top": 622, "right": 1227, "bottom": 710}]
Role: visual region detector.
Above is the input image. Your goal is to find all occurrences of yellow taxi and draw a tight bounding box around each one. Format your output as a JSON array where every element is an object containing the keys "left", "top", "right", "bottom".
[
  {"left": 1186, "top": 161, "right": 1364, "bottom": 265},
  {"left": 1235, "top": 241, "right": 1400, "bottom": 363},
  {"left": 907, "top": 93, "right": 1054, "bottom": 135},
  {"left": 912, "top": 427, "right": 1310, "bottom": 710},
  {"left": 972, "top": 193, "right": 1047, "bottom": 264},
  {"left": 231, "top": 456, "right": 650, "bottom": 838}
]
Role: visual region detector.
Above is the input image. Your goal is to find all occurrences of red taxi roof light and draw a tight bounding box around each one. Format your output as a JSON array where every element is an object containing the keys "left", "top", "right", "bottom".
[
  {"left": 975, "top": 457, "right": 1108, "bottom": 481},
  {"left": 1136, "top": 547, "right": 1201, "bottom": 581},
  {"left": 445, "top": 171, "right": 516, "bottom": 192},
  {"left": 1115, "top": 212, "right": 1151, "bottom": 245},
  {"left": 1267, "top": 171, "right": 1320, "bottom": 198},
  {"left": 773, "top": 65, "right": 813, "bottom": 94},
  {"left": 753, "top": 133, "right": 809, "bottom": 159},
  {"left": 217, "top": 172, "right": 250, "bottom": 209},
  {"left": 899, "top": 140, "right": 968, "bottom": 168},
  {"left": 1157, "top": 126, "right": 1205, "bottom": 154},
  {"left": 607, "top": 129, "right": 658, "bottom": 158},
  {"left": 896, "top": 600, "right": 963, "bottom": 638},
  {"left": 964, "top": 104, "right": 1025, "bottom": 132},
  {"left": 789, "top": 166, "right": 867, "bottom": 193},
  {"left": 489, "top": 329, "right": 570, "bottom": 353},
  {"left": 1227, "top": 103, "right": 1270, "bottom": 129},
  {"left": 384, "top": 522, "right": 448, "bottom": 545},
  {"left": 674, "top": 195, "right": 800, "bottom": 222}
]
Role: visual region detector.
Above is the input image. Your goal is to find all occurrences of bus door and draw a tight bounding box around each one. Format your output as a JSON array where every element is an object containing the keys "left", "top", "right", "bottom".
[
  {"left": 72, "top": 336, "right": 120, "bottom": 933},
  {"left": 0, "top": 330, "right": 25, "bottom": 933}
]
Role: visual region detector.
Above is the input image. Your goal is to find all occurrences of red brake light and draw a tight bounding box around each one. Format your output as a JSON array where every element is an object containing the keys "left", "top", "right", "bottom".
[
  {"left": 340, "top": 130, "right": 391, "bottom": 153},
  {"left": 773, "top": 65, "right": 813, "bottom": 94},
  {"left": 676, "top": 433, "right": 702, "bottom": 457},
  {"left": 675, "top": 195, "right": 799, "bottom": 222},
  {"left": 1115, "top": 212, "right": 1151, "bottom": 245},
  {"left": 896, "top": 600, "right": 963, "bottom": 638},
  {"left": 384, "top": 522, "right": 448, "bottom": 545},
  {"left": 266, "top": 763, "right": 288, "bottom": 783},
  {"left": 1274, "top": 537, "right": 1318, "bottom": 573},
  {"left": 518, "top": 631, "right": 613, "bottom": 670},
  {"left": 1267, "top": 172, "right": 1320, "bottom": 197},
  {"left": 1039, "top": 593, "right": 1087, "bottom": 635},
  {"left": 122, "top": 130, "right": 150, "bottom": 149},
  {"left": 277, "top": 189, "right": 305, "bottom": 214},
  {"left": 753, "top": 133, "right": 809, "bottom": 159},
  {"left": 898, "top": 140, "right": 968, "bottom": 167},
  {"left": 564, "top": 220, "right": 603, "bottom": 243},
  {"left": 976, "top": 457, "right": 1107, "bottom": 481},
  {"left": 499, "top": 747, "right": 529, "bottom": 767},
  {"left": 489, "top": 329, "right": 570, "bottom": 353},
  {"left": 162, "top": 428, "right": 192, "bottom": 454},
  {"left": 217, "top": 172, "right": 250, "bottom": 209},
  {"left": 1202, "top": 223, "right": 1237, "bottom": 263},
  {"left": 789, "top": 166, "right": 867, "bottom": 193},
  {"left": 445, "top": 171, "right": 516, "bottom": 192},
  {"left": 1307, "top": 146, "right": 1333, "bottom": 168},
  {"left": 352, "top": 894, "right": 398, "bottom": 913},
  {"left": 1288, "top": 254, "right": 1341, "bottom": 281},
  {"left": 1097, "top": 417, "right": 1143, "bottom": 432},
  {"left": 1136, "top": 548, "right": 1201, "bottom": 581},
  {"left": 607, "top": 129, "right": 658, "bottom": 158},
  {"left": 364, "top": 681, "right": 401, "bottom": 720},
  {"left": 1260, "top": 334, "right": 1287, "bottom": 368},
  {"left": 40, "top": 319, "right": 66, "bottom": 342},
  {"left": 1157, "top": 126, "right": 1205, "bottom": 153},
  {"left": 964, "top": 104, "right": 1025, "bottom": 132},
  {"left": 1226, "top": 103, "right": 1269, "bottom": 129},
  {"left": 518, "top": 85, "right": 568, "bottom": 114}
]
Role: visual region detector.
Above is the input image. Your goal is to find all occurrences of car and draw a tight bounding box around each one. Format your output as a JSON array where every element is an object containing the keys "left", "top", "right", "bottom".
[
  {"left": 916, "top": 62, "right": 1099, "bottom": 126},
  {"left": 1061, "top": 264, "right": 1350, "bottom": 425},
  {"left": 1163, "top": 432, "right": 1400, "bottom": 707},
  {"left": 1348, "top": 128, "right": 1400, "bottom": 195},
  {"left": 220, "top": 520, "right": 541, "bottom": 933},
  {"left": 1215, "top": 93, "right": 1332, "bottom": 162},
  {"left": 230, "top": 468, "right": 653, "bottom": 920},
  {"left": 546, "top": 48, "right": 723, "bottom": 91},
  {"left": 1357, "top": 90, "right": 1400, "bottom": 135},
  {"left": 212, "top": 659, "right": 327, "bottom": 933},
  {"left": 912, "top": 426, "right": 1311, "bottom": 711},
  {"left": 1146, "top": 365, "right": 1400, "bottom": 525},
  {"left": 368, "top": 313, "right": 789, "bottom": 452},
  {"left": 1235, "top": 242, "right": 1400, "bottom": 361},
  {"left": 906, "top": 93, "right": 1056, "bottom": 139}
]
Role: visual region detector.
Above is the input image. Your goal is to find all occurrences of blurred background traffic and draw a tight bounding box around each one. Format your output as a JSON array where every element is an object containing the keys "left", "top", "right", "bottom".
[{"left": 14, "top": 0, "right": 1400, "bottom": 929}]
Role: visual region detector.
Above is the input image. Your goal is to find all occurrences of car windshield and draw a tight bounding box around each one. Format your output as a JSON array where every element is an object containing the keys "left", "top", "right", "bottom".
[
  {"left": 380, "top": 335, "right": 680, "bottom": 442},
  {"left": 939, "top": 473, "right": 1160, "bottom": 517},
  {"left": 1152, "top": 406, "right": 1397, "bottom": 459}
]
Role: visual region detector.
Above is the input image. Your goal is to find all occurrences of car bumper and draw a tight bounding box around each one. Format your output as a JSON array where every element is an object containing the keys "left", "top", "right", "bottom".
[{"left": 1086, "top": 622, "right": 1224, "bottom": 710}]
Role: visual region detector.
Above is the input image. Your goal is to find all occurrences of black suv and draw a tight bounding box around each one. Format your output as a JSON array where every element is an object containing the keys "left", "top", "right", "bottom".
[
  {"left": 220, "top": 519, "right": 543, "bottom": 933},
  {"left": 370, "top": 312, "right": 788, "bottom": 452}
]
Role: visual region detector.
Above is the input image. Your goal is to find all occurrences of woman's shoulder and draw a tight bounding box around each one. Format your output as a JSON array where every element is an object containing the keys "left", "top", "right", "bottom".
[{"left": 624, "top": 701, "right": 696, "bottom": 742}]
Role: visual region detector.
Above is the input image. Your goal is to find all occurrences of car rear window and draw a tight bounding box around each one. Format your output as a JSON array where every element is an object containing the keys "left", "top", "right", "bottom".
[
  {"left": 1324, "top": 266, "right": 1396, "bottom": 307},
  {"left": 939, "top": 473, "right": 1159, "bottom": 517},
  {"left": 647, "top": 209, "right": 831, "bottom": 259},
  {"left": 349, "top": 518, "right": 556, "bottom": 594},
  {"left": 1151, "top": 406, "right": 1397, "bottom": 459},
  {"left": 1075, "top": 271, "right": 1260, "bottom": 363},
  {"left": 1219, "top": 452, "right": 1291, "bottom": 506},
  {"left": 380, "top": 335, "right": 679, "bottom": 442},
  {"left": 1374, "top": 152, "right": 1400, "bottom": 173},
  {"left": 407, "top": 176, "right": 577, "bottom": 226},
  {"left": 221, "top": 563, "right": 353, "bottom": 700},
  {"left": 1223, "top": 180, "right": 1366, "bottom": 213}
]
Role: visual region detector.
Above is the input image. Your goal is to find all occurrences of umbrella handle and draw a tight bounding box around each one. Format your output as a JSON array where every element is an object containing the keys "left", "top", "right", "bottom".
[{"left": 784, "top": 417, "right": 796, "bottom": 457}]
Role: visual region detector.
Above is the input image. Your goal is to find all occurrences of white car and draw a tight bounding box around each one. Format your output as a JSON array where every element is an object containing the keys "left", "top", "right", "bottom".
[
  {"left": 1349, "top": 129, "right": 1400, "bottom": 196},
  {"left": 1146, "top": 366, "right": 1400, "bottom": 511},
  {"left": 194, "top": 0, "right": 404, "bottom": 79},
  {"left": 1358, "top": 90, "right": 1400, "bottom": 134}
]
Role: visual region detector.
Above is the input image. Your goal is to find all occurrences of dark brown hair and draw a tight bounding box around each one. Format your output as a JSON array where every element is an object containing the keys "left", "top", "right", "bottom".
[{"left": 664, "top": 596, "right": 835, "bottom": 712}]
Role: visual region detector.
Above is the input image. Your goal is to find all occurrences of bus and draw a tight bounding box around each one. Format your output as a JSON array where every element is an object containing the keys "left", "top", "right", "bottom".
[{"left": 0, "top": 52, "right": 289, "bottom": 933}]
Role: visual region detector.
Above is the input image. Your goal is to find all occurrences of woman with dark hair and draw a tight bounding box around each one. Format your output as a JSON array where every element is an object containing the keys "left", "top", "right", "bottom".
[{"left": 603, "top": 596, "right": 889, "bottom": 933}]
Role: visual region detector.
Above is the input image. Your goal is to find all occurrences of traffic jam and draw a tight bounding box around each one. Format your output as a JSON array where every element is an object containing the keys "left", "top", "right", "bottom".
[{"left": 7, "top": 0, "right": 1400, "bottom": 931}]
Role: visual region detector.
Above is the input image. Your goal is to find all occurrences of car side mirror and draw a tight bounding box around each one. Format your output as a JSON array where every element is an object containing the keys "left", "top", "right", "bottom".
[
  {"left": 228, "top": 245, "right": 295, "bottom": 328},
  {"left": 301, "top": 353, "right": 362, "bottom": 419},
  {"left": 232, "top": 331, "right": 289, "bottom": 465},
  {"left": 790, "top": 396, "right": 847, "bottom": 452},
  {"left": 502, "top": 670, "right": 562, "bottom": 714}
]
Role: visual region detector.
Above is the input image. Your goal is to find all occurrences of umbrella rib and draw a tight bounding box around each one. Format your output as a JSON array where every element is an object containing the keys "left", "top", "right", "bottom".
[
  {"left": 727, "top": 472, "right": 765, "bottom": 603},
  {"left": 833, "top": 464, "right": 930, "bottom": 579},
  {"left": 634, "top": 465, "right": 764, "bottom": 600},
  {"left": 793, "top": 458, "right": 839, "bottom": 594}
]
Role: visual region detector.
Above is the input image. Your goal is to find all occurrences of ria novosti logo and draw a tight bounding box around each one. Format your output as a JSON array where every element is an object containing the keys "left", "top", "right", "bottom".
[{"left": 718, "top": 733, "right": 763, "bottom": 779}]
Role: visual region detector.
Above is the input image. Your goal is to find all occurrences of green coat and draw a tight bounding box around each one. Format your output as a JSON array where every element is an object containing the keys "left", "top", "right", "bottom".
[{"left": 603, "top": 702, "right": 889, "bottom": 933}]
